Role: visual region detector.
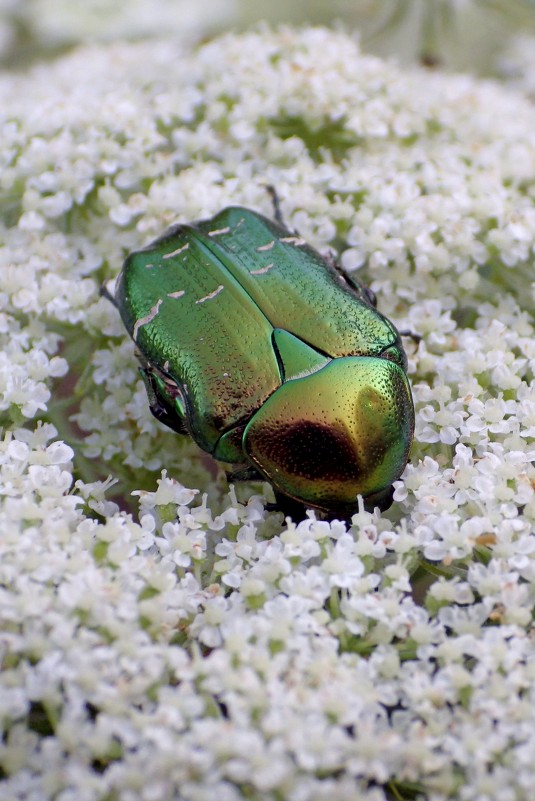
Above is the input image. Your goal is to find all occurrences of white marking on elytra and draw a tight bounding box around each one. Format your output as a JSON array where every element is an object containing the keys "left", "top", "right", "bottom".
[
  {"left": 133, "top": 298, "right": 163, "bottom": 340},
  {"left": 256, "top": 240, "right": 275, "bottom": 252},
  {"left": 288, "top": 360, "right": 331, "bottom": 381},
  {"left": 235, "top": 218, "right": 245, "bottom": 228},
  {"left": 196, "top": 285, "right": 224, "bottom": 304},
  {"left": 145, "top": 263, "right": 155, "bottom": 269},
  {"left": 208, "top": 226, "right": 231, "bottom": 237},
  {"left": 167, "top": 290, "right": 185, "bottom": 299},
  {"left": 163, "top": 242, "right": 190, "bottom": 259},
  {"left": 250, "top": 263, "right": 274, "bottom": 275},
  {"left": 163, "top": 360, "right": 170, "bottom": 372},
  {"left": 280, "top": 236, "right": 306, "bottom": 246}
]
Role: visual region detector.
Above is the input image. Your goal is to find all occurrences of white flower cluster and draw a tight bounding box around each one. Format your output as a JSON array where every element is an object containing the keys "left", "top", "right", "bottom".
[{"left": 2, "top": 26, "right": 535, "bottom": 800}]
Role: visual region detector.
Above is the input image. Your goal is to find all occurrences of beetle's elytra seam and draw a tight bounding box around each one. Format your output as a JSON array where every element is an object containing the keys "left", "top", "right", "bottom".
[
  {"left": 133, "top": 298, "right": 163, "bottom": 340},
  {"left": 163, "top": 243, "right": 190, "bottom": 259},
  {"left": 196, "top": 285, "right": 225, "bottom": 304},
  {"left": 250, "top": 263, "right": 275, "bottom": 276}
]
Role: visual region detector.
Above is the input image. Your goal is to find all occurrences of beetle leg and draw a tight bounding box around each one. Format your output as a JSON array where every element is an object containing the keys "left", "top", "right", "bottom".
[
  {"left": 99, "top": 283, "right": 118, "bottom": 308},
  {"left": 398, "top": 330, "right": 422, "bottom": 349},
  {"left": 264, "top": 184, "right": 286, "bottom": 227}
]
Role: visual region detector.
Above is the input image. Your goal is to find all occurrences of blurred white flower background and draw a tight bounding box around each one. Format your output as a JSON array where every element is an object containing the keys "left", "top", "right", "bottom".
[{"left": 2, "top": 2, "right": 535, "bottom": 800}]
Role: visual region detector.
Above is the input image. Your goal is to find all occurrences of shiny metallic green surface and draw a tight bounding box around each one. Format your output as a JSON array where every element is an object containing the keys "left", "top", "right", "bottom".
[
  {"left": 115, "top": 206, "right": 414, "bottom": 515},
  {"left": 244, "top": 357, "right": 413, "bottom": 514}
]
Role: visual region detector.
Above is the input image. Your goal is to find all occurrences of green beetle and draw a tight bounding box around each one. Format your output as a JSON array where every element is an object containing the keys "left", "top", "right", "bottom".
[{"left": 113, "top": 203, "right": 414, "bottom": 517}]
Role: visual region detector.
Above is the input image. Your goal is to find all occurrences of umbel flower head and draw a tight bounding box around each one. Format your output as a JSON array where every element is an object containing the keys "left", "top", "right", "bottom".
[{"left": 1, "top": 26, "right": 535, "bottom": 801}]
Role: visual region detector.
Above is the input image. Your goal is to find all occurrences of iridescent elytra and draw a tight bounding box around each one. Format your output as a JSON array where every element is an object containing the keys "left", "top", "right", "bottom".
[{"left": 112, "top": 201, "right": 414, "bottom": 517}]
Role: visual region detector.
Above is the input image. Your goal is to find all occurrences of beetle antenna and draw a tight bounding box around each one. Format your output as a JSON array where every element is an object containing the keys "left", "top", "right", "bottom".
[{"left": 264, "top": 185, "right": 285, "bottom": 227}]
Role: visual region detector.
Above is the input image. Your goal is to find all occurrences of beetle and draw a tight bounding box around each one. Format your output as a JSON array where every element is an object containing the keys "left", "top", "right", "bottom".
[{"left": 111, "top": 199, "right": 414, "bottom": 518}]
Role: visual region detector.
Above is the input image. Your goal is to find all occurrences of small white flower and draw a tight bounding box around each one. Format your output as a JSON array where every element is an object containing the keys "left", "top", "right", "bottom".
[
  {"left": 133, "top": 470, "right": 199, "bottom": 512},
  {"left": 2, "top": 24, "right": 535, "bottom": 801}
]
